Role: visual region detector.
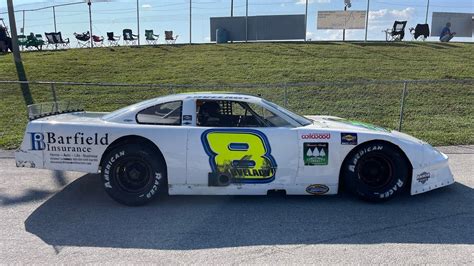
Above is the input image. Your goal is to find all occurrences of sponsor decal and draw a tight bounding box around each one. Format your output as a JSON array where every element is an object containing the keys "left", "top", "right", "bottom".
[
  {"left": 29, "top": 132, "right": 109, "bottom": 152},
  {"left": 341, "top": 133, "right": 357, "bottom": 145},
  {"left": 201, "top": 129, "right": 277, "bottom": 184},
  {"left": 306, "top": 184, "right": 329, "bottom": 195},
  {"left": 416, "top": 172, "right": 431, "bottom": 184},
  {"left": 348, "top": 145, "right": 384, "bottom": 172},
  {"left": 303, "top": 143, "right": 329, "bottom": 166},
  {"left": 29, "top": 132, "right": 108, "bottom": 165},
  {"left": 301, "top": 133, "right": 331, "bottom": 140},
  {"left": 183, "top": 115, "right": 192, "bottom": 121}
]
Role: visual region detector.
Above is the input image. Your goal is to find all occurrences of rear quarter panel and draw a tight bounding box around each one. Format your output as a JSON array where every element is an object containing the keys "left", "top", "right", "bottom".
[{"left": 18, "top": 121, "right": 188, "bottom": 185}]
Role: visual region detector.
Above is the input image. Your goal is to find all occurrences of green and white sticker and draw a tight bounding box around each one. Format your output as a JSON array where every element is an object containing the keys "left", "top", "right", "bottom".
[{"left": 304, "top": 143, "right": 328, "bottom": 166}]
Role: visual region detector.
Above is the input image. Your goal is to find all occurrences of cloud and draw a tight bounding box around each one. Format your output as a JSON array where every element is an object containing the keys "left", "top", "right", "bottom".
[
  {"left": 296, "top": 0, "right": 331, "bottom": 5},
  {"left": 141, "top": 4, "right": 152, "bottom": 9},
  {"left": 369, "top": 7, "right": 416, "bottom": 22},
  {"left": 310, "top": 29, "right": 360, "bottom": 41}
]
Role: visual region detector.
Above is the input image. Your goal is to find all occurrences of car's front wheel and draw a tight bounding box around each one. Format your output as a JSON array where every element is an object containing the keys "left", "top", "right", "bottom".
[
  {"left": 341, "top": 141, "right": 410, "bottom": 202},
  {"left": 101, "top": 144, "right": 166, "bottom": 206}
]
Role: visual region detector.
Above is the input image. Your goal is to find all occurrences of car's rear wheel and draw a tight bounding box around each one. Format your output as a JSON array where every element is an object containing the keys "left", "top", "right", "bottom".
[
  {"left": 101, "top": 144, "right": 166, "bottom": 206},
  {"left": 341, "top": 141, "right": 410, "bottom": 202}
]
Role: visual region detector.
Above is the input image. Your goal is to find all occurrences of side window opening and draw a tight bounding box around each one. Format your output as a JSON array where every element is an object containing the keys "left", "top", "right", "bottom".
[
  {"left": 136, "top": 101, "right": 182, "bottom": 125},
  {"left": 196, "top": 100, "right": 292, "bottom": 128}
]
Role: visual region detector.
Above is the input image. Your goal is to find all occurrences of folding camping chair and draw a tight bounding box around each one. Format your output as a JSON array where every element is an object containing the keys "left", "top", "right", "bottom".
[
  {"left": 26, "top": 33, "right": 44, "bottom": 50},
  {"left": 107, "top": 32, "right": 120, "bottom": 46},
  {"left": 145, "top": 30, "right": 159, "bottom": 45},
  {"left": 123, "top": 29, "right": 138, "bottom": 45},
  {"left": 164, "top": 31, "right": 178, "bottom": 44},
  {"left": 46, "top": 32, "right": 70, "bottom": 49},
  {"left": 35, "top": 34, "right": 46, "bottom": 47},
  {"left": 17, "top": 34, "right": 28, "bottom": 50},
  {"left": 55, "top": 32, "right": 70, "bottom": 48},
  {"left": 44, "top": 32, "right": 56, "bottom": 49},
  {"left": 74, "top": 31, "right": 90, "bottom": 48},
  {"left": 409, "top": 24, "right": 430, "bottom": 41},
  {"left": 92, "top": 35, "right": 104, "bottom": 47},
  {"left": 383, "top": 21, "right": 407, "bottom": 41}
]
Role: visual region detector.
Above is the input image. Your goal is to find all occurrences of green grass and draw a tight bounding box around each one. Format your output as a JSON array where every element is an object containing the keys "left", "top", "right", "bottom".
[{"left": 0, "top": 42, "right": 473, "bottom": 149}]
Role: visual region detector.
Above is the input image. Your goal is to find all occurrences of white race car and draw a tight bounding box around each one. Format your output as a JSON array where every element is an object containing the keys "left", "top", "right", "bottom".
[{"left": 15, "top": 93, "right": 454, "bottom": 205}]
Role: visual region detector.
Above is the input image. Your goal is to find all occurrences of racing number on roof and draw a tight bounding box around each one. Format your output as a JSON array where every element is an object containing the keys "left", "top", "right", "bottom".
[{"left": 201, "top": 129, "right": 277, "bottom": 183}]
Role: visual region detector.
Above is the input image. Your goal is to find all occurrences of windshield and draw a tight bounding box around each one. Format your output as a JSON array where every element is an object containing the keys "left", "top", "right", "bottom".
[{"left": 262, "top": 100, "right": 312, "bottom": 126}]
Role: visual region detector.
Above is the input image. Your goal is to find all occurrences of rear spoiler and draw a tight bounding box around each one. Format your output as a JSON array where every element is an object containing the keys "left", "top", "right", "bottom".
[{"left": 27, "top": 101, "right": 84, "bottom": 121}]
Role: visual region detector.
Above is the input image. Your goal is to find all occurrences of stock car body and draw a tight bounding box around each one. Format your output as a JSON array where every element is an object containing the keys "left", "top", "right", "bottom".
[{"left": 15, "top": 93, "right": 454, "bottom": 205}]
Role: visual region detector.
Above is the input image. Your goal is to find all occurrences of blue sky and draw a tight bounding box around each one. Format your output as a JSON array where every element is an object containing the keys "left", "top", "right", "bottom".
[{"left": 0, "top": 0, "right": 472, "bottom": 43}]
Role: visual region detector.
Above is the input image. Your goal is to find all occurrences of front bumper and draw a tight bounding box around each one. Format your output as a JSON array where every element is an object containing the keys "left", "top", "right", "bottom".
[{"left": 411, "top": 151, "right": 454, "bottom": 195}]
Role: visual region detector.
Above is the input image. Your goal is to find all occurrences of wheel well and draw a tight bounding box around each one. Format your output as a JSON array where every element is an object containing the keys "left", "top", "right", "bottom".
[
  {"left": 338, "top": 139, "right": 413, "bottom": 191},
  {"left": 99, "top": 135, "right": 167, "bottom": 176}
]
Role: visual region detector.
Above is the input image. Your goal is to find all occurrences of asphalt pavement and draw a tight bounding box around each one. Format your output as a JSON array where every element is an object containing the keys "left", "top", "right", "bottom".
[{"left": 0, "top": 146, "right": 473, "bottom": 264}]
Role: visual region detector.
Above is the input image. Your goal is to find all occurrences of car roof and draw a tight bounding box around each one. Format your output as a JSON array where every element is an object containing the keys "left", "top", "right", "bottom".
[
  {"left": 102, "top": 92, "right": 264, "bottom": 122},
  {"left": 149, "top": 92, "right": 263, "bottom": 103}
]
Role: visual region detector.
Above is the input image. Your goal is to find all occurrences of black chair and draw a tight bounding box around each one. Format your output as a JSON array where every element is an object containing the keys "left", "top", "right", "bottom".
[
  {"left": 55, "top": 32, "right": 70, "bottom": 48},
  {"left": 409, "top": 24, "right": 430, "bottom": 41},
  {"left": 123, "top": 29, "right": 138, "bottom": 45},
  {"left": 384, "top": 21, "right": 407, "bottom": 41},
  {"left": 45, "top": 32, "right": 70, "bottom": 49},
  {"left": 107, "top": 32, "right": 120, "bottom": 46},
  {"left": 165, "top": 31, "right": 179, "bottom": 44},
  {"left": 74, "top": 31, "right": 90, "bottom": 48}
]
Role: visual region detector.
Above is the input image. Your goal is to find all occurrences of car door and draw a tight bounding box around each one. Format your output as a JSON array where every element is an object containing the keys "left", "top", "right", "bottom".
[{"left": 186, "top": 98, "right": 298, "bottom": 189}]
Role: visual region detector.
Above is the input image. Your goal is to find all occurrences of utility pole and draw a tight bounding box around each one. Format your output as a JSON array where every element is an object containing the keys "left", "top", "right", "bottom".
[
  {"left": 21, "top": 10, "right": 24, "bottom": 34},
  {"left": 7, "top": 0, "right": 33, "bottom": 105},
  {"left": 304, "top": 0, "right": 308, "bottom": 41},
  {"left": 231, "top": 0, "right": 233, "bottom": 17},
  {"left": 245, "top": 0, "right": 248, "bottom": 42},
  {"left": 137, "top": 0, "right": 140, "bottom": 45},
  {"left": 364, "top": 0, "right": 370, "bottom": 41},
  {"left": 52, "top": 6, "right": 57, "bottom": 32},
  {"left": 343, "top": 0, "right": 351, "bottom": 42},
  {"left": 87, "top": 0, "right": 93, "bottom": 48},
  {"left": 425, "top": 0, "right": 430, "bottom": 24},
  {"left": 189, "top": 0, "right": 192, "bottom": 44},
  {"left": 342, "top": 6, "right": 347, "bottom": 41}
]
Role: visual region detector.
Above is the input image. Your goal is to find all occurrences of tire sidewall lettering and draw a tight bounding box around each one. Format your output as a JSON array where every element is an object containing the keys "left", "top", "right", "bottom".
[{"left": 103, "top": 150, "right": 126, "bottom": 189}]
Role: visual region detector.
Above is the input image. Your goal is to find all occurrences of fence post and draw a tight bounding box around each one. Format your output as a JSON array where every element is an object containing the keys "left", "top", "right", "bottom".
[
  {"left": 51, "top": 83, "right": 58, "bottom": 102},
  {"left": 398, "top": 81, "right": 408, "bottom": 132},
  {"left": 284, "top": 86, "right": 288, "bottom": 107},
  {"left": 51, "top": 83, "right": 59, "bottom": 112}
]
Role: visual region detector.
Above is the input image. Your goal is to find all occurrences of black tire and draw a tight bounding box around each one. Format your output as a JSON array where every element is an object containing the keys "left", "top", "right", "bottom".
[
  {"left": 101, "top": 144, "right": 167, "bottom": 206},
  {"left": 341, "top": 141, "right": 410, "bottom": 202}
]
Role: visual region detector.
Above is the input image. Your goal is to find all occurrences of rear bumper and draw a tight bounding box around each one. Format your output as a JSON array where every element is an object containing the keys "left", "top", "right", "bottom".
[
  {"left": 15, "top": 149, "right": 43, "bottom": 169},
  {"left": 410, "top": 151, "right": 454, "bottom": 195}
]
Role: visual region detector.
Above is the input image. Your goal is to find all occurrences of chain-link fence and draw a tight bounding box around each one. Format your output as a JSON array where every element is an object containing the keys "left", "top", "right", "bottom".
[
  {"left": 2, "top": 0, "right": 473, "bottom": 45},
  {"left": 0, "top": 79, "right": 473, "bottom": 149}
]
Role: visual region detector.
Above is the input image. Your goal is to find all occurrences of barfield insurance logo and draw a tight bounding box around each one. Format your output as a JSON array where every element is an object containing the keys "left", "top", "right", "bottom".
[{"left": 29, "top": 132, "right": 109, "bottom": 152}]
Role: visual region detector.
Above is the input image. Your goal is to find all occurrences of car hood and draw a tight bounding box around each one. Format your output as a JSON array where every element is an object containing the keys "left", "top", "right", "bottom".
[
  {"left": 304, "top": 115, "right": 426, "bottom": 145},
  {"left": 304, "top": 116, "right": 391, "bottom": 132}
]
